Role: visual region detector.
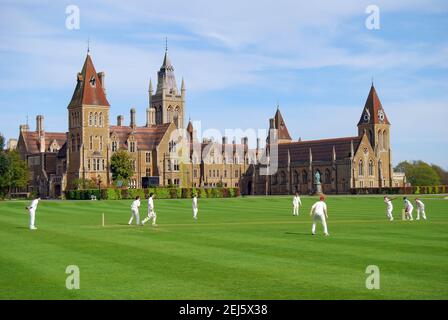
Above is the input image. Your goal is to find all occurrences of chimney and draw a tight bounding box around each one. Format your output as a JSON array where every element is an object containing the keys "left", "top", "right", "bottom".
[
  {"left": 269, "top": 118, "right": 275, "bottom": 129},
  {"left": 241, "top": 137, "right": 248, "bottom": 145},
  {"left": 222, "top": 136, "right": 228, "bottom": 145},
  {"left": 256, "top": 138, "right": 260, "bottom": 150},
  {"left": 117, "top": 115, "right": 124, "bottom": 126},
  {"left": 97, "top": 72, "right": 106, "bottom": 94},
  {"left": 20, "top": 124, "right": 29, "bottom": 133},
  {"left": 36, "top": 115, "right": 44, "bottom": 136},
  {"left": 146, "top": 108, "right": 155, "bottom": 127},
  {"left": 130, "top": 108, "right": 136, "bottom": 128}
]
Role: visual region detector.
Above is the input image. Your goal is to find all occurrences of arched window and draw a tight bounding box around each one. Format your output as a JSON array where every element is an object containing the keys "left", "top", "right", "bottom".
[
  {"left": 280, "top": 171, "right": 287, "bottom": 185},
  {"left": 99, "top": 112, "right": 103, "bottom": 127},
  {"left": 383, "top": 130, "right": 388, "bottom": 149},
  {"left": 293, "top": 170, "right": 299, "bottom": 184},
  {"left": 89, "top": 112, "right": 93, "bottom": 126},
  {"left": 302, "top": 170, "right": 308, "bottom": 184},
  {"left": 112, "top": 141, "right": 118, "bottom": 152},
  {"left": 325, "top": 169, "right": 331, "bottom": 184},
  {"left": 358, "top": 159, "right": 364, "bottom": 176},
  {"left": 369, "top": 159, "right": 374, "bottom": 176},
  {"left": 94, "top": 113, "right": 98, "bottom": 127},
  {"left": 167, "top": 106, "right": 173, "bottom": 122},
  {"left": 378, "top": 130, "right": 383, "bottom": 149}
]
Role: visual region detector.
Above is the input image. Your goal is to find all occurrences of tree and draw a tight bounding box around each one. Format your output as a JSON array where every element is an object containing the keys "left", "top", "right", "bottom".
[
  {"left": 110, "top": 150, "right": 134, "bottom": 185},
  {"left": 395, "top": 160, "right": 441, "bottom": 186},
  {"left": 0, "top": 150, "right": 29, "bottom": 197},
  {"left": 0, "top": 133, "right": 5, "bottom": 150},
  {"left": 431, "top": 164, "right": 448, "bottom": 185}
]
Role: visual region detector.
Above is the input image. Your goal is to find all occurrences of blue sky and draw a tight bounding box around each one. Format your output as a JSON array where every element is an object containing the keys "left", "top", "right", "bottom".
[{"left": 1, "top": 0, "right": 447, "bottom": 168}]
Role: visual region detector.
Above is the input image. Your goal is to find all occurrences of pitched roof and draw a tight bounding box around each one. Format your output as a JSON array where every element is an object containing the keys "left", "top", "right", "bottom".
[
  {"left": 110, "top": 124, "right": 171, "bottom": 150},
  {"left": 21, "top": 131, "right": 67, "bottom": 154},
  {"left": 277, "top": 136, "right": 361, "bottom": 166},
  {"left": 68, "top": 54, "right": 110, "bottom": 107},
  {"left": 273, "top": 108, "right": 292, "bottom": 141},
  {"left": 357, "top": 85, "right": 390, "bottom": 125}
]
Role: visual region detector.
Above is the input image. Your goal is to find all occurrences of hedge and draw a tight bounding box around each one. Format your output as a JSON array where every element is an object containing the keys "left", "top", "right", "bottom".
[
  {"left": 350, "top": 185, "right": 448, "bottom": 195},
  {"left": 65, "top": 187, "right": 240, "bottom": 200}
]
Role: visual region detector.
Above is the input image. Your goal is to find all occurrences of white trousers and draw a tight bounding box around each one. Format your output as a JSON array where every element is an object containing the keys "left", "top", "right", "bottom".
[
  {"left": 128, "top": 209, "right": 140, "bottom": 225},
  {"left": 142, "top": 211, "right": 157, "bottom": 225},
  {"left": 417, "top": 208, "right": 426, "bottom": 220},
  {"left": 386, "top": 208, "right": 394, "bottom": 221},
  {"left": 29, "top": 209, "right": 36, "bottom": 229},
  {"left": 312, "top": 213, "right": 328, "bottom": 235},
  {"left": 193, "top": 208, "right": 198, "bottom": 219},
  {"left": 293, "top": 205, "right": 299, "bottom": 216},
  {"left": 406, "top": 208, "right": 414, "bottom": 220}
]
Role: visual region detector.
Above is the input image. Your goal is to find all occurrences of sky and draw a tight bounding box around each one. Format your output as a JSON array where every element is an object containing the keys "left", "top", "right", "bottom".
[{"left": 0, "top": 0, "right": 447, "bottom": 168}]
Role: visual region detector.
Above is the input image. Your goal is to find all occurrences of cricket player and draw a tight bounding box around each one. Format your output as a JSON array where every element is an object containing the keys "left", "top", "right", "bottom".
[
  {"left": 292, "top": 192, "right": 302, "bottom": 216},
  {"left": 384, "top": 196, "right": 394, "bottom": 221},
  {"left": 142, "top": 193, "right": 157, "bottom": 226},
  {"left": 192, "top": 194, "right": 198, "bottom": 220},
  {"left": 403, "top": 197, "right": 414, "bottom": 221},
  {"left": 415, "top": 198, "right": 427, "bottom": 220},
  {"left": 26, "top": 197, "right": 41, "bottom": 230},
  {"left": 128, "top": 196, "right": 141, "bottom": 225},
  {"left": 310, "top": 195, "right": 329, "bottom": 236}
]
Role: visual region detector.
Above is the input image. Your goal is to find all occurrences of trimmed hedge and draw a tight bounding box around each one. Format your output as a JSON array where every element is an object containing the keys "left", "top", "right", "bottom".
[
  {"left": 350, "top": 185, "right": 447, "bottom": 195},
  {"left": 65, "top": 187, "right": 240, "bottom": 200}
]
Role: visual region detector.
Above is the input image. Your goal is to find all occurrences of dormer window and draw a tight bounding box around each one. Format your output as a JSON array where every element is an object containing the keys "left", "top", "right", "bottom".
[{"left": 89, "top": 76, "right": 96, "bottom": 87}]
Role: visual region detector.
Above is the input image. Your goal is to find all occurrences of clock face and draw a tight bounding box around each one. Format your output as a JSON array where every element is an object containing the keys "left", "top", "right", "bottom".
[
  {"left": 363, "top": 112, "right": 370, "bottom": 122},
  {"left": 378, "top": 110, "right": 385, "bottom": 122}
]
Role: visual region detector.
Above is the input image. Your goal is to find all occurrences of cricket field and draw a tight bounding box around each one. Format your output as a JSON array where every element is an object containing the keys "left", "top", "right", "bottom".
[{"left": 0, "top": 195, "right": 446, "bottom": 299}]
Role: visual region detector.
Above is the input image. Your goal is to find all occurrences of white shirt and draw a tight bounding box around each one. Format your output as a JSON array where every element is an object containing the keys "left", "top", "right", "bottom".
[
  {"left": 384, "top": 198, "right": 393, "bottom": 210},
  {"left": 29, "top": 199, "right": 39, "bottom": 211},
  {"left": 404, "top": 199, "right": 413, "bottom": 211},
  {"left": 192, "top": 197, "right": 198, "bottom": 209},
  {"left": 148, "top": 197, "right": 154, "bottom": 212},
  {"left": 415, "top": 199, "right": 424, "bottom": 209},
  {"left": 131, "top": 199, "right": 140, "bottom": 210},
  {"left": 311, "top": 201, "right": 327, "bottom": 216},
  {"left": 293, "top": 196, "right": 301, "bottom": 207}
]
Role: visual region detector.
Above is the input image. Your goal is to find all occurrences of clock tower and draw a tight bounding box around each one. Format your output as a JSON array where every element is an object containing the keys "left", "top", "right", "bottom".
[{"left": 357, "top": 84, "right": 392, "bottom": 187}]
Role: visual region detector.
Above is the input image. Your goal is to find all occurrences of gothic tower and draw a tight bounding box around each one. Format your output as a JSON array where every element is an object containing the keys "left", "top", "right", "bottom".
[
  {"left": 67, "top": 53, "right": 110, "bottom": 188},
  {"left": 357, "top": 84, "right": 392, "bottom": 187},
  {"left": 149, "top": 46, "right": 185, "bottom": 129}
]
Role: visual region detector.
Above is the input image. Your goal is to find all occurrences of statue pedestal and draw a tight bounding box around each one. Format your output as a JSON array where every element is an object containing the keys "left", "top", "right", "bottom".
[{"left": 314, "top": 183, "right": 323, "bottom": 195}]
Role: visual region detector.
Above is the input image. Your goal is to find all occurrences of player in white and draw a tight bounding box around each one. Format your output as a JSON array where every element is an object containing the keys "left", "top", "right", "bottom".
[
  {"left": 310, "top": 195, "right": 329, "bottom": 236},
  {"left": 26, "top": 197, "right": 41, "bottom": 230},
  {"left": 403, "top": 197, "right": 414, "bottom": 221},
  {"left": 142, "top": 193, "right": 157, "bottom": 227},
  {"left": 192, "top": 194, "right": 198, "bottom": 220},
  {"left": 128, "top": 196, "right": 141, "bottom": 225},
  {"left": 415, "top": 198, "right": 427, "bottom": 220},
  {"left": 383, "top": 196, "right": 395, "bottom": 221},
  {"left": 292, "top": 192, "right": 302, "bottom": 216}
]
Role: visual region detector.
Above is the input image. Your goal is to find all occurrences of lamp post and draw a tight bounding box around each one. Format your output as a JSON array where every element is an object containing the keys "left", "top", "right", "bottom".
[{"left": 97, "top": 175, "right": 102, "bottom": 200}]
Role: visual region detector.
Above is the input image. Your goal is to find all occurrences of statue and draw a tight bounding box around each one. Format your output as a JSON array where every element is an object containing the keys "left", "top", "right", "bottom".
[{"left": 314, "top": 171, "right": 321, "bottom": 184}]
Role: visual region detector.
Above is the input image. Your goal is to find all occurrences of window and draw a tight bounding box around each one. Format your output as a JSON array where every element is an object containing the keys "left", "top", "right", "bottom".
[
  {"left": 129, "top": 141, "right": 136, "bottom": 153},
  {"left": 213, "top": 170, "right": 216, "bottom": 177},
  {"left": 146, "top": 152, "right": 151, "bottom": 163},
  {"left": 368, "top": 160, "right": 374, "bottom": 176},
  {"left": 302, "top": 170, "right": 308, "bottom": 184},
  {"left": 280, "top": 171, "right": 286, "bottom": 184},
  {"left": 97, "top": 159, "right": 100, "bottom": 171},
  {"left": 235, "top": 170, "right": 238, "bottom": 178},
  {"left": 146, "top": 168, "right": 151, "bottom": 177},
  {"left": 383, "top": 130, "right": 388, "bottom": 150},
  {"left": 89, "top": 113, "right": 93, "bottom": 126},
  {"left": 99, "top": 136, "right": 103, "bottom": 151},
  {"left": 89, "top": 136, "right": 93, "bottom": 150},
  {"left": 71, "top": 135, "right": 75, "bottom": 152},
  {"left": 168, "top": 140, "right": 177, "bottom": 153},
  {"left": 293, "top": 171, "right": 299, "bottom": 184},
  {"left": 88, "top": 159, "right": 91, "bottom": 171},
  {"left": 94, "top": 113, "right": 98, "bottom": 127},
  {"left": 99, "top": 113, "right": 103, "bottom": 127},
  {"left": 173, "top": 160, "right": 179, "bottom": 171},
  {"left": 325, "top": 169, "right": 331, "bottom": 184},
  {"left": 224, "top": 170, "right": 227, "bottom": 178},
  {"left": 112, "top": 141, "right": 118, "bottom": 152},
  {"left": 77, "top": 134, "right": 81, "bottom": 151},
  {"left": 359, "top": 160, "right": 364, "bottom": 176},
  {"left": 102, "top": 159, "right": 105, "bottom": 171}
]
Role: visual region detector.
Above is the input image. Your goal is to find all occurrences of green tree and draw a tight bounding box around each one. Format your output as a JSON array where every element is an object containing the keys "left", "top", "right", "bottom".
[
  {"left": 395, "top": 160, "right": 441, "bottom": 186},
  {"left": 431, "top": 164, "right": 448, "bottom": 185},
  {"left": 110, "top": 150, "right": 134, "bottom": 185},
  {"left": 0, "top": 133, "right": 5, "bottom": 150},
  {"left": 0, "top": 150, "right": 29, "bottom": 197}
]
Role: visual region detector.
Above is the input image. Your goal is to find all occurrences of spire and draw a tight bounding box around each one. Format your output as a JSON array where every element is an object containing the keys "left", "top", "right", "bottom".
[
  {"left": 181, "top": 77, "right": 185, "bottom": 91},
  {"left": 157, "top": 41, "right": 177, "bottom": 94},
  {"left": 357, "top": 83, "right": 390, "bottom": 126},
  {"left": 87, "top": 38, "right": 90, "bottom": 54},
  {"left": 273, "top": 107, "right": 292, "bottom": 141},
  {"left": 149, "top": 78, "right": 153, "bottom": 93},
  {"left": 68, "top": 54, "right": 110, "bottom": 108}
]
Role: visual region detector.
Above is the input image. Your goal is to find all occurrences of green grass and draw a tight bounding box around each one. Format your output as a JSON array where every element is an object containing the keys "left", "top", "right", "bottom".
[{"left": 0, "top": 195, "right": 447, "bottom": 300}]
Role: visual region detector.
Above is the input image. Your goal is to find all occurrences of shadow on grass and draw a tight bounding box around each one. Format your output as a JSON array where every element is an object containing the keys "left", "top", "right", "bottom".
[{"left": 284, "top": 232, "right": 312, "bottom": 236}]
